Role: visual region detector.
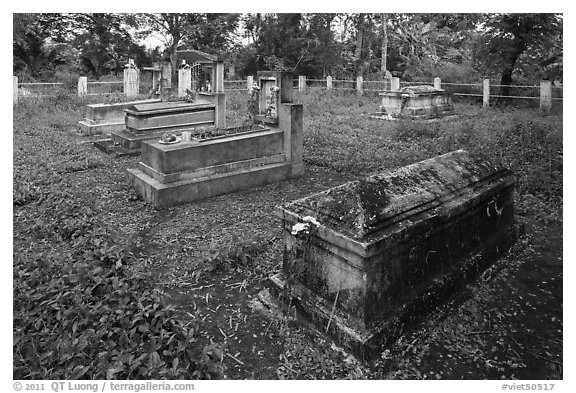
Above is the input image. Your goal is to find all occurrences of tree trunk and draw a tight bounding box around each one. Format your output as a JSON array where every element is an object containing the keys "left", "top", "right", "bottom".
[
  {"left": 354, "top": 13, "right": 365, "bottom": 78},
  {"left": 499, "top": 65, "right": 514, "bottom": 98},
  {"left": 170, "top": 41, "right": 179, "bottom": 84},
  {"left": 497, "top": 39, "right": 525, "bottom": 102},
  {"left": 381, "top": 13, "right": 388, "bottom": 78}
]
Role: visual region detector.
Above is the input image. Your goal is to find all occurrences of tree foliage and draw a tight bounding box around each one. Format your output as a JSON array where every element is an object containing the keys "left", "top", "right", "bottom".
[
  {"left": 474, "top": 13, "right": 563, "bottom": 95},
  {"left": 13, "top": 13, "right": 563, "bottom": 86}
]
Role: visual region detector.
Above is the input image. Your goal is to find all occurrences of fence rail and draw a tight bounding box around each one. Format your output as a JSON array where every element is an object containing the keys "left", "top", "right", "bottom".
[{"left": 14, "top": 74, "right": 562, "bottom": 112}]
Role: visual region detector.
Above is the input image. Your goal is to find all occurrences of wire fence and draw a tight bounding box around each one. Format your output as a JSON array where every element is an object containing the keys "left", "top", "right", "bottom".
[{"left": 14, "top": 75, "right": 563, "bottom": 108}]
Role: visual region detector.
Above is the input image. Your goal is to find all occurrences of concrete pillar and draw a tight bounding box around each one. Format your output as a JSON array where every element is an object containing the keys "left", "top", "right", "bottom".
[
  {"left": 214, "top": 93, "right": 226, "bottom": 129},
  {"left": 326, "top": 75, "right": 332, "bottom": 90},
  {"left": 13, "top": 76, "right": 18, "bottom": 105},
  {"left": 124, "top": 68, "right": 139, "bottom": 98},
  {"left": 279, "top": 103, "right": 304, "bottom": 177},
  {"left": 213, "top": 61, "right": 225, "bottom": 93},
  {"left": 391, "top": 77, "right": 400, "bottom": 91},
  {"left": 281, "top": 72, "right": 294, "bottom": 103},
  {"left": 77, "top": 76, "right": 87, "bottom": 96},
  {"left": 247, "top": 75, "right": 254, "bottom": 91},
  {"left": 178, "top": 68, "right": 191, "bottom": 97},
  {"left": 483, "top": 79, "right": 490, "bottom": 108},
  {"left": 540, "top": 80, "right": 552, "bottom": 113},
  {"left": 434, "top": 77, "right": 441, "bottom": 90},
  {"left": 289, "top": 104, "right": 304, "bottom": 177},
  {"left": 356, "top": 76, "right": 363, "bottom": 96},
  {"left": 298, "top": 76, "right": 306, "bottom": 91}
]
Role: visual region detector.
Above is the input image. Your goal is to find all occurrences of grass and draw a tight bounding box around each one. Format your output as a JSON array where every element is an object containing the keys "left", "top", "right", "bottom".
[{"left": 12, "top": 89, "right": 563, "bottom": 379}]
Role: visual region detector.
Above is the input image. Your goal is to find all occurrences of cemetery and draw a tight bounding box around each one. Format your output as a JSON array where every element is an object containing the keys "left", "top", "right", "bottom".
[{"left": 13, "top": 12, "right": 563, "bottom": 382}]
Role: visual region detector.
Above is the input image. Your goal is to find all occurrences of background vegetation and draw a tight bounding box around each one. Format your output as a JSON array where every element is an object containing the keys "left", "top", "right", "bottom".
[{"left": 14, "top": 13, "right": 563, "bottom": 93}]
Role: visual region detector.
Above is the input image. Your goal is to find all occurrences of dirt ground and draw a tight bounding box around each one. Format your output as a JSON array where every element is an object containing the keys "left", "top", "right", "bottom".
[{"left": 69, "top": 144, "right": 562, "bottom": 380}]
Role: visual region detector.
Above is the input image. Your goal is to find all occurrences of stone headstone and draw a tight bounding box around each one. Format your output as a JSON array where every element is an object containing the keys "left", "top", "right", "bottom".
[
  {"left": 124, "top": 67, "right": 139, "bottom": 98},
  {"left": 178, "top": 68, "right": 192, "bottom": 98}
]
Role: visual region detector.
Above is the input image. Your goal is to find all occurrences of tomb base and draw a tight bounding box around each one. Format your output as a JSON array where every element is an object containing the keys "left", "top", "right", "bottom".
[
  {"left": 78, "top": 119, "right": 125, "bottom": 136},
  {"left": 267, "top": 222, "right": 519, "bottom": 359},
  {"left": 77, "top": 99, "right": 161, "bottom": 136},
  {"left": 128, "top": 161, "right": 294, "bottom": 208}
]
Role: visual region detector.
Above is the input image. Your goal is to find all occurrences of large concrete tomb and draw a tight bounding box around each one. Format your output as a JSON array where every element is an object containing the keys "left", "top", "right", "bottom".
[
  {"left": 272, "top": 150, "right": 518, "bottom": 358},
  {"left": 124, "top": 100, "right": 219, "bottom": 134},
  {"left": 78, "top": 99, "right": 161, "bottom": 135},
  {"left": 128, "top": 103, "right": 303, "bottom": 207},
  {"left": 109, "top": 92, "right": 226, "bottom": 152},
  {"left": 380, "top": 85, "right": 454, "bottom": 118}
]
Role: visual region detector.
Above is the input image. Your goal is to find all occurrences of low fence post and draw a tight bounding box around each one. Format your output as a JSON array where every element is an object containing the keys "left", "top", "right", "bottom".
[
  {"left": 356, "top": 76, "right": 363, "bottom": 96},
  {"left": 434, "top": 77, "right": 441, "bottom": 90},
  {"left": 298, "top": 76, "right": 306, "bottom": 91},
  {"left": 247, "top": 75, "right": 253, "bottom": 91},
  {"left": 213, "top": 61, "right": 225, "bottom": 93},
  {"left": 483, "top": 79, "right": 490, "bottom": 108},
  {"left": 391, "top": 77, "right": 400, "bottom": 91},
  {"left": 77, "top": 76, "right": 87, "bottom": 97},
  {"left": 13, "top": 76, "right": 18, "bottom": 105},
  {"left": 540, "top": 80, "right": 552, "bottom": 113},
  {"left": 326, "top": 75, "right": 332, "bottom": 90}
]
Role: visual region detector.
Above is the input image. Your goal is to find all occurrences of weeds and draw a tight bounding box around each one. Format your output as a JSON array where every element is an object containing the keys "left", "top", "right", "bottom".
[{"left": 13, "top": 89, "right": 562, "bottom": 379}]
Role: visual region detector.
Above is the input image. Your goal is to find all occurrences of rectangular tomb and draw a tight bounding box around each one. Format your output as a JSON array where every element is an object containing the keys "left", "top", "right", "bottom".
[
  {"left": 78, "top": 99, "right": 161, "bottom": 135},
  {"left": 380, "top": 85, "right": 453, "bottom": 118},
  {"left": 110, "top": 93, "right": 226, "bottom": 151},
  {"left": 124, "top": 101, "right": 217, "bottom": 134},
  {"left": 128, "top": 103, "right": 303, "bottom": 207},
  {"left": 272, "top": 150, "right": 518, "bottom": 359}
]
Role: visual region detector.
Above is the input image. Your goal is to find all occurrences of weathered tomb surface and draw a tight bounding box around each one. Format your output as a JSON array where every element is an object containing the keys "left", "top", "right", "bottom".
[
  {"left": 78, "top": 99, "right": 161, "bottom": 135},
  {"left": 128, "top": 71, "right": 303, "bottom": 207},
  {"left": 108, "top": 92, "right": 226, "bottom": 153},
  {"left": 125, "top": 101, "right": 216, "bottom": 134},
  {"left": 379, "top": 85, "right": 454, "bottom": 119},
  {"left": 271, "top": 150, "right": 518, "bottom": 359}
]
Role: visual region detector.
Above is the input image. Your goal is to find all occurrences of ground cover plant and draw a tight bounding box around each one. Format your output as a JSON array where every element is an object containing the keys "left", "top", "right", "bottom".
[{"left": 13, "top": 90, "right": 562, "bottom": 380}]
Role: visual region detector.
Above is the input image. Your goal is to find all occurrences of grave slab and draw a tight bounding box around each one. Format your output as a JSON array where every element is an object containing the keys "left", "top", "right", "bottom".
[
  {"left": 379, "top": 85, "right": 454, "bottom": 119},
  {"left": 271, "top": 150, "right": 519, "bottom": 358},
  {"left": 78, "top": 99, "right": 161, "bottom": 135}
]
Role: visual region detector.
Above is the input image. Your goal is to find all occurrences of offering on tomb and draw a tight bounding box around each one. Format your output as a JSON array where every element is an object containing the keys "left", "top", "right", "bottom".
[{"left": 159, "top": 132, "right": 179, "bottom": 144}]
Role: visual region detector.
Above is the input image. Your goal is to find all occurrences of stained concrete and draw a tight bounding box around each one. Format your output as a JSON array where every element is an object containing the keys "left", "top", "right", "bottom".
[{"left": 272, "top": 150, "right": 519, "bottom": 358}]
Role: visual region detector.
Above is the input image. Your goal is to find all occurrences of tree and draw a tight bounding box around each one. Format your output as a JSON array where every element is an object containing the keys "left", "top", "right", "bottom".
[
  {"left": 13, "top": 14, "right": 81, "bottom": 79},
  {"left": 305, "top": 13, "right": 341, "bottom": 76},
  {"left": 474, "top": 13, "right": 563, "bottom": 97},
  {"left": 139, "top": 13, "right": 240, "bottom": 80},
  {"left": 380, "top": 13, "right": 389, "bottom": 77},
  {"left": 237, "top": 13, "right": 317, "bottom": 75},
  {"left": 29, "top": 13, "right": 143, "bottom": 78}
]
